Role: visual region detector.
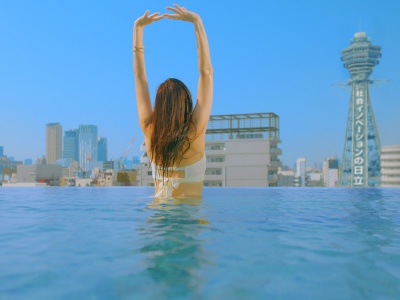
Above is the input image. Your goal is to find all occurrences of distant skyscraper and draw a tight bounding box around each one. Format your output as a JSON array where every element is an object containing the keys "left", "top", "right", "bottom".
[
  {"left": 340, "top": 32, "right": 382, "bottom": 187},
  {"left": 0, "top": 146, "right": 3, "bottom": 157},
  {"left": 97, "top": 137, "right": 108, "bottom": 162},
  {"left": 63, "top": 129, "right": 79, "bottom": 162},
  {"left": 296, "top": 158, "right": 306, "bottom": 187},
  {"left": 46, "top": 123, "right": 63, "bottom": 164},
  {"left": 24, "top": 159, "right": 33, "bottom": 165},
  {"left": 323, "top": 156, "right": 339, "bottom": 187},
  {"left": 78, "top": 125, "right": 98, "bottom": 171}
]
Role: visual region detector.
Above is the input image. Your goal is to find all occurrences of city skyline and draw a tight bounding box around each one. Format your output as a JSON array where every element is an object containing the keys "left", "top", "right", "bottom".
[{"left": 1, "top": 0, "right": 399, "bottom": 166}]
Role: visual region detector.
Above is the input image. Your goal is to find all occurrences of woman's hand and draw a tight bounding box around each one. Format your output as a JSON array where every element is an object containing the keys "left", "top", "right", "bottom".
[
  {"left": 134, "top": 10, "right": 163, "bottom": 28},
  {"left": 162, "top": 4, "right": 200, "bottom": 24}
]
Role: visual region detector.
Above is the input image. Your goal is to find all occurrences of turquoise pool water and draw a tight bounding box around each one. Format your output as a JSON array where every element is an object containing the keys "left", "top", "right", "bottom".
[{"left": 1, "top": 187, "right": 400, "bottom": 299}]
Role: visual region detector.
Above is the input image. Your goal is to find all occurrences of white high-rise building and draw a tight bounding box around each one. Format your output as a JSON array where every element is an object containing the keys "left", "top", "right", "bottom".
[
  {"left": 46, "top": 123, "right": 62, "bottom": 164},
  {"left": 296, "top": 158, "right": 306, "bottom": 187},
  {"left": 381, "top": 145, "right": 400, "bottom": 187},
  {"left": 323, "top": 156, "right": 339, "bottom": 187},
  {"left": 205, "top": 113, "right": 281, "bottom": 187}
]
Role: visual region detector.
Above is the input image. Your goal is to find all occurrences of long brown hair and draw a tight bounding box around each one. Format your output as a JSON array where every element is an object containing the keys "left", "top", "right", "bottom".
[{"left": 149, "top": 78, "right": 194, "bottom": 177}]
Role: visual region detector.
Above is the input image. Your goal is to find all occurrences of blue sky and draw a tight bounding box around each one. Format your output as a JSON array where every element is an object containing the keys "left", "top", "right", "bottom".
[{"left": 1, "top": 0, "right": 399, "bottom": 167}]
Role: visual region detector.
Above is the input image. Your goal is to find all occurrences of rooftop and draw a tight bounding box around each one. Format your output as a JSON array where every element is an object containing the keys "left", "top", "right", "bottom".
[{"left": 206, "top": 112, "right": 280, "bottom": 141}]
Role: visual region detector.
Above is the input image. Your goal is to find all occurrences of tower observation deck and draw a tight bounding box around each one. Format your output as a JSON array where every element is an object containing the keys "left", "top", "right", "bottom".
[{"left": 340, "top": 32, "right": 382, "bottom": 187}]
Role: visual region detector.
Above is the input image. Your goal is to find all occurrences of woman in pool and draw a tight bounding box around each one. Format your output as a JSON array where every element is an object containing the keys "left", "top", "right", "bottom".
[{"left": 133, "top": 4, "right": 213, "bottom": 198}]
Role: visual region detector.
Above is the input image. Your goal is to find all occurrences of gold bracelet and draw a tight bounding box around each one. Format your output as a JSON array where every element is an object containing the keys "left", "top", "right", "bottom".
[{"left": 133, "top": 45, "right": 144, "bottom": 53}]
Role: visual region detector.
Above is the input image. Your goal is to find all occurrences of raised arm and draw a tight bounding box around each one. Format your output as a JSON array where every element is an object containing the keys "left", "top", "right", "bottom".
[
  {"left": 133, "top": 11, "right": 162, "bottom": 133},
  {"left": 163, "top": 5, "right": 213, "bottom": 133}
]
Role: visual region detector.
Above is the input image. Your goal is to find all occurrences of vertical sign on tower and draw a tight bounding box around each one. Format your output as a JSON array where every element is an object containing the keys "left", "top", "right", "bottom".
[{"left": 353, "top": 84, "right": 365, "bottom": 186}]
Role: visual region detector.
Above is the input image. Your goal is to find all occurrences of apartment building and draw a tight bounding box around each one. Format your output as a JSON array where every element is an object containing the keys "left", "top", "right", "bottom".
[{"left": 381, "top": 145, "right": 400, "bottom": 187}]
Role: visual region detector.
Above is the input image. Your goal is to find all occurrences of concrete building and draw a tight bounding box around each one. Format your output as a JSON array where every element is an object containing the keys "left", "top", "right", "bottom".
[
  {"left": 36, "top": 157, "right": 46, "bottom": 165},
  {"left": 295, "top": 158, "right": 306, "bottom": 187},
  {"left": 75, "top": 178, "right": 94, "bottom": 187},
  {"left": 277, "top": 167, "right": 295, "bottom": 187},
  {"left": 0, "top": 156, "right": 23, "bottom": 181},
  {"left": 16, "top": 164, "right": 62, "bottom": 185},
  {"left": 204, "top": 113, "right": 281, "bottom": 187},
  {"left": 138, "top": 112, "right": 282, "bottom": 187},
  {"left": 306, "top": 168, "right": 324, "bottom": 187},
  {"left": 137, "top": 145, "right": 154, "bottom": 186},
  {"left": 381, "top": 145, "right": 400, "bottom": 187},
  {"left": 56, "top": 159, "right": 80, "bottom": 179},
  {"left": 96, "top": 172, "right": 113, "bottom": 186},
  {"left": 323, "top": 156, "right": 339, "bottom": 187},
  {"left": 46, "top": 123, "right": 63, "bottom": 164},
  {"left": 103, "top": 160, "right": 121, "bottom": 172},
  {"left": 115, "top": 171, "right": 138, "bottom": 186}
]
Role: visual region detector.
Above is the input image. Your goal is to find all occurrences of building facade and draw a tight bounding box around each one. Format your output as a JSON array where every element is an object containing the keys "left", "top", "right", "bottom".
[
  {"left": 277, "top": 167, "right": 296, "bottom": 187},
  {"left": 323, "top": 156, "right": 339, "bottom": 187},
  {"left": 295, "top": 158, "right": 306, "bottom": 187},
  {"left": 380, "top": 145, "right": 400, "bottom": 187},
  {"left": 137, "top": 143, "right": 154, "bottom": 186},
  {"left": 340, "top": 32, "right": 382, "bottom": 187},
  {"left": 0, "top": 157, "right": 23, "bottom": 181},
  {"left": 63, "top": 129, "right": 79, "bottom": 162},
  {"left": 97, "top": 137, "right": 108, "bottom": 162},
  {"left": 16, "top": 164, "right": 62, "bottom": 185},
  {"left": 78, "top": 125, "right": 98, "bottom": 171},
  {"left": 204, "top": 113, "right": 281, "bottom": 187},
  {"left": 46, "top": 123, "right": 63, "bottom": 164}
]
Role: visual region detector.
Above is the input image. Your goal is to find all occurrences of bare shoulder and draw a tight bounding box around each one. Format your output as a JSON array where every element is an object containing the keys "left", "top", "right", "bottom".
[{"left": 188, "top": 121, "right": 207, "bottom": 143}]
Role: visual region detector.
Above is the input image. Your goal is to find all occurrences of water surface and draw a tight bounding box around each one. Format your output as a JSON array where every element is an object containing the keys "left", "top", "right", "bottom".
[{"left": 1, "top": 187, "right": 399, "bottom": 299}]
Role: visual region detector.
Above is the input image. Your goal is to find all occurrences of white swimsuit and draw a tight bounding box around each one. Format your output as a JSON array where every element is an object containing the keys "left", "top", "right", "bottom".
[{"left": 151, "top": 155, "right": 206, "bottom": 198}]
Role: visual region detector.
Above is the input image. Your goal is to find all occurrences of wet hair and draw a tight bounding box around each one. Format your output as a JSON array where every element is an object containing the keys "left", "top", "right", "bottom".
[{"left": 149, "top": 78, "right": 194, "bottom": 177}]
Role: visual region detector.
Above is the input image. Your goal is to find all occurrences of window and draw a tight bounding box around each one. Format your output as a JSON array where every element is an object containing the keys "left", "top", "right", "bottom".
[
  {"left": 205, "top": 168, "right": 222, "bottom": 175},
  {"left": 204, "top": 181, "right": 222, "bottom": 187},
  {"left": 384, "top": 151, "right": 400, "bottom": 155},
  {"left": 205, "top": 143, "right": 225, "bottom": 150},
  {"left": 237, "top": 133, "right": 263, "bottom": 139},
  {"left": 206, "top": 156, "right": 225, "bottom": 163}
]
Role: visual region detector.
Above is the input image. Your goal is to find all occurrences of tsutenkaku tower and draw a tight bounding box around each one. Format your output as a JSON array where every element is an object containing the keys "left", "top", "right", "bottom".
[{"left": 340, "top": 32, "right": 382, "bottom": 187}]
